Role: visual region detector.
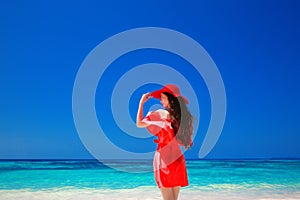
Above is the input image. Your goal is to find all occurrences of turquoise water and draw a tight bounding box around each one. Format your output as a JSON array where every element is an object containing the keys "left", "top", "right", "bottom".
[{"left": 0, "top": 159, "right": 300, "bottom": 194}]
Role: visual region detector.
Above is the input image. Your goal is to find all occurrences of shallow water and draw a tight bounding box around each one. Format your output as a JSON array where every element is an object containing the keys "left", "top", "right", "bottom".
[{"left": 0, "top": 159, "right": 299, "bottom": 199}]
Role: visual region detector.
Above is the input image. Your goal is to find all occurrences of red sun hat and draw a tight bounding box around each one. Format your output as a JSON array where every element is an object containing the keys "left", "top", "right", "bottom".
[{"left": 151, "top": 84, "right": 189, "bottom": 104}]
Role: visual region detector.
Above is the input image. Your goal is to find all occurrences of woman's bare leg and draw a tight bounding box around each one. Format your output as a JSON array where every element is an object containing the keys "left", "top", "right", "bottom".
[
  {"left": 172, "top": 186, "right": 180, "bottom": 200},
  {"left": 160, "top": 187, "right": 174, "bottom": 200}
]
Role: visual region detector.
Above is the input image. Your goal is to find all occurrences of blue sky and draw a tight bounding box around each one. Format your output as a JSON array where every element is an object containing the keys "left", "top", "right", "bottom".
[{"left": 0, "top": 0, "right": 299, "bottom": 159}]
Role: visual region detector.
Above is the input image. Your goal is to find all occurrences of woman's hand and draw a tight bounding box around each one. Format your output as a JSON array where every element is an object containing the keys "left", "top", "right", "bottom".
[{"left": 139, "top": 92, "right": 152, "bottom": 104}]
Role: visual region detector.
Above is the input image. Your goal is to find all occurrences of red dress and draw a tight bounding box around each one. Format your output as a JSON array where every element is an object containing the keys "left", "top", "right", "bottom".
[{"left": 142, "top": 109, "right": 189, "bottom": 188}]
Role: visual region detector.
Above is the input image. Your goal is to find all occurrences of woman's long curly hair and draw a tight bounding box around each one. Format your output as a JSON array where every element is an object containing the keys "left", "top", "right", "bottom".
[{"left": 163, "top": 92, "right": 193, "bottom": 149}]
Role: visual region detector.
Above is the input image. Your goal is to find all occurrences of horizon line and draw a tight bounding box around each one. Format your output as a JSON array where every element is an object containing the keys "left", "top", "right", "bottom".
[{"left": 0, "top": 157, "right": 299, "bottom": 161}]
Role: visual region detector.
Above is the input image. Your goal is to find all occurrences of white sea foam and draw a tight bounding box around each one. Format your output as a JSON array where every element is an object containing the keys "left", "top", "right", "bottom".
[{"left": 0, "top": 186, "right": 300, "bottom": 200}]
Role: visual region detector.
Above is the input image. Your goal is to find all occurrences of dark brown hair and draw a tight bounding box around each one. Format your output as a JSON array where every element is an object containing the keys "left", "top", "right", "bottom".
[{"left": 163, "top": 92, "right": 193, "bottom": 149}]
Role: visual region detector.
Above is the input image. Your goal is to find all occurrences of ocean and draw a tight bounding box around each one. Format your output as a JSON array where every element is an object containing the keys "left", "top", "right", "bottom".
[{"left": 0, "top": 159, "right": 299, "bottom": 199}]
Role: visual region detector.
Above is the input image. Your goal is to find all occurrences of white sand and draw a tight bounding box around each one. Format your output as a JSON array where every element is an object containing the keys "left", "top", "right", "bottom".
[{"left": 0, "top": 187, "right": 300, "bottom": 200}]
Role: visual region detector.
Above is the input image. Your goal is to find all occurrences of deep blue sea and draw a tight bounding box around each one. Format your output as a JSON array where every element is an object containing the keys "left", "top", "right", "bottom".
[{"left": 0, "top": 159, "right": 300, "bottom": 199}]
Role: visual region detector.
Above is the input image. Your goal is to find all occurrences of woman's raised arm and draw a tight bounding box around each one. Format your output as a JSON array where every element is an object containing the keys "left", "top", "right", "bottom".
[{"left": 136, "top": 93, "right": 152, "bottom": 128}]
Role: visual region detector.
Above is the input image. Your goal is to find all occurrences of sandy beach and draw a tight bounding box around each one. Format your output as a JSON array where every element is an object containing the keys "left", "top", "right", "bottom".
[{"left": 1, "top": 187, "right": 300, "bottom": 200}]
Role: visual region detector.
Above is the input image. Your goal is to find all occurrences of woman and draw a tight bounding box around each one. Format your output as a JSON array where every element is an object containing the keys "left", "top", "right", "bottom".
[{"left": 136, "top": 84, "right": 194, "bottom": 200}]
